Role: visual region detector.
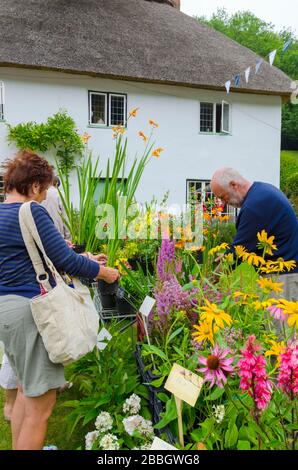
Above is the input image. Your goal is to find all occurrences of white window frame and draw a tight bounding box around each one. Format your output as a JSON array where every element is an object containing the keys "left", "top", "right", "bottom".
[
  {"left": 108, "top": 93, "right": 126, "bottom": 127},
  {"left": 221, "top": 100, "right": 231, "bottom": 133},
  {"left": 199, "top": 101, "right": 231, "bottom": 134},
  {"left": 89, "top": 91, "right": 107, "bottom": 126},
  {"left": 186, "top": 179, "right": 237, "bottom": 219},
  {"left": 0, "top": 81, "right": 4, "bottom": 121}
]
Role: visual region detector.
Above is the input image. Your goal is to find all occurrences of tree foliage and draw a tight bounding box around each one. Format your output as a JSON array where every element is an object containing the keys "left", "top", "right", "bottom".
[{"left": 198, "top": 9, "right": 298, "bottom": 149}]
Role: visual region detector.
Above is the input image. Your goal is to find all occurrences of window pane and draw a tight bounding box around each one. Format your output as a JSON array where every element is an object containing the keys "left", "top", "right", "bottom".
[
  {"left": 216, "top": 103, "right": 222, "bottom": 133},
  {"left": 200, "top": 103, "right": 213, "bottom": 132},
  {"left": 110, "top": 95, "right": 125, "bottom": 126},
  {"left": 0, "top": 82, "right": 4, "bottom": 120},
  {"left": 91, "top": 93, "right": 106, "bottom": 125},
  {"left": 222, "top": 103, "right": 230, "bottom": 133}
]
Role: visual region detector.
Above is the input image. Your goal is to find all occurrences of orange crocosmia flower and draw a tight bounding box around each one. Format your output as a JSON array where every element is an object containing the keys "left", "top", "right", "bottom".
[
  {"left": 149, "top": 119, "right": 159, "bottom": 128},
  {"left": 81, "top": 132, "right": 91, "bottom": 144},
  {"left": 152, "top": 147, "right": 164, "bottom": 157},
  {"left": 129, "top": 107, "right": 139, "bottom": 117},
  {"left": 138, "top": 131, "right": 148, "bottom": 142}
]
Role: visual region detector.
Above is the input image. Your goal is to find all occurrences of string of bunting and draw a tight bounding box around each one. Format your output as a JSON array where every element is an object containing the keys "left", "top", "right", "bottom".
[{"left": 224, "top": 39, "right": 292, "bottom": 93}]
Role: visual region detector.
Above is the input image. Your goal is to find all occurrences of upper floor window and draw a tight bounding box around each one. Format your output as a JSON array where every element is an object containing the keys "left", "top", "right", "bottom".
[
  {"left": 0, "top": 81, "right": 4, "bottom": 121},
  {"left": 89, "top": 91, "right": 126, "bottom": 127},
  {"left": 199, "top": 101, "right": 230, "bottom": 134}
]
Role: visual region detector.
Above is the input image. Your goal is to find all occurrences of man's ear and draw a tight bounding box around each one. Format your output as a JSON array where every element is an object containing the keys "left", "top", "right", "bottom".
[{"left": 229, "top": 180, "right": 238, "bottom": 190}]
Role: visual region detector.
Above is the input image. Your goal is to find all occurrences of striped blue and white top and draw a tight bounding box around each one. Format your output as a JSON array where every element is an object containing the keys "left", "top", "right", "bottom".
[{"left": 0, "top": 202, "right": 100, "bottom": 298}]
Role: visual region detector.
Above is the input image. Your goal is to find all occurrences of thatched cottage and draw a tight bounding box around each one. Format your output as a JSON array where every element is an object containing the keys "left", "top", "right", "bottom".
[{"left": 0, "top": 0, "right": 292, "bottom": 206}]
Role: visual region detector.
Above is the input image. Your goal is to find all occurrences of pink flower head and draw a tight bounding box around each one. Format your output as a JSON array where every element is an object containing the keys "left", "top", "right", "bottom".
[
  {"left": 277, "top": 340, "right": 298, "bottom": 397},
  {"left": 267, "top": 305, "right": 287, "bottom": 322},
  {"left": 198, "top": 344, "right": 234, "bottom": 388},
  {"left": 238, "top": 336, "right": 272, "bottom": 411}
]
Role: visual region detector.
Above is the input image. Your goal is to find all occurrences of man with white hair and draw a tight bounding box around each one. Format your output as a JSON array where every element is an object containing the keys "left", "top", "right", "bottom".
[{"left": 211, "top": 167, "right": 298, "bottom": 299}]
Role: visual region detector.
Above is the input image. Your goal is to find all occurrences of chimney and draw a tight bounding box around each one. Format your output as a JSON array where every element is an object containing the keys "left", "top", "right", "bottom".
[{"left": 170, "top": 0, "right": 180, "bottom": 9}]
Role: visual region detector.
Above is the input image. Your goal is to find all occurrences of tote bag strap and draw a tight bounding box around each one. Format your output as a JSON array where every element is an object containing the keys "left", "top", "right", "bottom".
[{"left": 19, "top": 202, "right": 61, "bottom": 291}]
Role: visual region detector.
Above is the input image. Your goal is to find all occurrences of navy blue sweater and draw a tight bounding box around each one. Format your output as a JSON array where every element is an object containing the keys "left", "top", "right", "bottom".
[
  {"left": 0, "top": 202, "right": 100, "bottom": 298},
  {"left": 231, "top": 182, "right": 298, "bottom": 273}
]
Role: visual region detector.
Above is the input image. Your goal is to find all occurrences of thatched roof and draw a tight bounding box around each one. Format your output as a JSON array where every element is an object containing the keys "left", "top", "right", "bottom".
[{"left": 0, "top": 0, "right": 292, "bottom": 96}]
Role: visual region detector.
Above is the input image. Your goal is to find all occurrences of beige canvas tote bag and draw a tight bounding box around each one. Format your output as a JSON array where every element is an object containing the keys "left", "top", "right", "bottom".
[{"left": 19, "top": 201, "right": 99, "bottom": 365}]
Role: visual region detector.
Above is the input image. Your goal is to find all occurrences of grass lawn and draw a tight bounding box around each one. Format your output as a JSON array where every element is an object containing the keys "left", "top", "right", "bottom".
[
  {"left": 281, "top": 150, "right": 298, "bottom": 160},
  {"left": 0, "top": 385, "right": 85, "bottom": 450}
]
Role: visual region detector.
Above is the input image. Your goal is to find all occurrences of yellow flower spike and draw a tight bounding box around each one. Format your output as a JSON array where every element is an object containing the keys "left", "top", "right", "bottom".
[
  {"left": 138, "top": 131, "right": 148, "bottom": 142},
  {"left": 129, "top": 107, "right": 139, "bottom": 117}
]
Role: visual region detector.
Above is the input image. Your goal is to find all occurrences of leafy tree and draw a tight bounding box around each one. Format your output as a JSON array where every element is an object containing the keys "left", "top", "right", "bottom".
[{"left": 198, "top": 9, "right": 298, "bottom": 150}]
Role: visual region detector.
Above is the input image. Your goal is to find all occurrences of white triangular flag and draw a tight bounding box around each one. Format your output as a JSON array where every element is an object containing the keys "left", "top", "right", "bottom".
[
  {"left": 269, "top": 49, "right": 277, "bottom": 66},
  {"left": 225, "top": 80, "right": 231, "bottom": 94},
  {"left": 245, "top": 67, "right": 251, "bottom": 83},
  {"left": 255, "top": 59, "right": 263, "bottom": 74}
]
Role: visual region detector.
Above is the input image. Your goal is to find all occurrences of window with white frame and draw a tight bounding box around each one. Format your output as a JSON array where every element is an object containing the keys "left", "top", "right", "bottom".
[
  {"left": 0, "top": 81, "right": 4, "bottom": 121},
  {"left": 89, "top": 91, "right": 126, "bottom": 126},
  {"left": 0, "top": 175, "right": 5, "bottom": 202},
  {"left": 199, "top": 101, "right": 230, "bottom": 134},
  {"left": 186, "top": 179, "right": 237, "bottom": 219}
]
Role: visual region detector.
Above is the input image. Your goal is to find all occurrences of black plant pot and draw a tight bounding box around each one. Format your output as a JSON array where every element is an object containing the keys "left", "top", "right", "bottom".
[
  {"left": 73, "top": 244, "right": 86, "bottom": 254},
  {"left": 98, "top": 279, "right": 119, "bottom": 295},
  {"left": 100, "top": 293, "right": 116, "bottom": 309},
  {"left": 115, "top": 291, "right": 135, "bottom": 315}
]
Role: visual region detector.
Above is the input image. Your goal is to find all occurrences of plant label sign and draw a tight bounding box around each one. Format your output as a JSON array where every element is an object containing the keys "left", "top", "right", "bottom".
[
  {"left": 139, "top": 296, "right": 155, "bottom": 318},
  {"left": 96, "top": 327, "right": 112, "bottom": 351},
  {"left": 150, "top": 437, "right": 177, "bottom": 451},
  {"left": 164, "top": 363, "right": 203, "bottom": 407}
]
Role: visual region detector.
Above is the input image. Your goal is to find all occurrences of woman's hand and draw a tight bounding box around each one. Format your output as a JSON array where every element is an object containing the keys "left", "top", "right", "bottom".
[{"left": 97, "top": 266, "right": 119, "bottom": 283}]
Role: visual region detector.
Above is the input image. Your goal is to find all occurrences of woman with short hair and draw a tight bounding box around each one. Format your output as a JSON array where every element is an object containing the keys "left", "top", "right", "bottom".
[{"left": 0, "top": 150, "right": 119, "bottom": 450}]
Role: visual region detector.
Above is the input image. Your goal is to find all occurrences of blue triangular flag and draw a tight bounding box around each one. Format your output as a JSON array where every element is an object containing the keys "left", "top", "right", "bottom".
[
  {"left": 282, "top": 39, "right": 292, "bottom": 53},
  {"left": 255, "top": 59, "right": 263, "bottom": 74},
  {"left": 234, "top": 74, "right": 241, "bottom": 87}
]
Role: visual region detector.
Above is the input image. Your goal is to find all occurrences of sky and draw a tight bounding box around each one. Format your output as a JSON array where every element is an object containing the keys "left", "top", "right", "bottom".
[{"left": 180, "top": 0, "right": 298, "bottom": 34}]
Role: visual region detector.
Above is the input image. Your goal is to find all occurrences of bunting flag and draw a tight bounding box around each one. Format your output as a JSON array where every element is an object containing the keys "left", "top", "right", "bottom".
[
  {"left": 255, "top": 59, "right": 263, "bottom": 74},
  {"left": 245, "top": 67, "right": 251, "bottom": 83},
  {"left": 234, "top": 74, "right": 241, "bottom": 87},
  {"left": 269, "top": 49, "right": 277, "bottom": 66},
  {"left": 282, "top": 39, "right": 292, "bottom": 53},
  {"left": 225, "top": 80, "right": 231, "bottom": 93}
]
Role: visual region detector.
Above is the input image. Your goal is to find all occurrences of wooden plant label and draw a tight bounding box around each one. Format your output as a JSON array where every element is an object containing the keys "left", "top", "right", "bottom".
[
  {"left": 96, "top": 327, "right": 112, "bottom": 350},
  {"left": 139, "top": 296, "right": 156, "bottom": 317},
  {"left": 150, "top": 437, "right": 178, "bottom": 451},
  {"left": 164, "top": 363, "right": 203, "bottom": 407}
]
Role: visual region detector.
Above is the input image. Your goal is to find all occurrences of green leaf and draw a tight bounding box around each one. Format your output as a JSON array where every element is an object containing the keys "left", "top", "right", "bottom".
[
  {"left": 206, "top": 386, "right": 225, "bottom": 401},
  {"left": 142, "top": 344, "right": 167, "bottom": 361},
  {"left": 150, "top": 376, "right": 165, "bottom": 388},
  {"left": 154, "top": 397, "right": 177, "bottom": 429},
  {"left": 225, "top": 423, "right": 238, "bottom": 448},
  {"left": 237, "top": 440, "right": 251, "bottom": 450},
  {"left": 168, "top": 326, "right": 184, "bottom": 343}
]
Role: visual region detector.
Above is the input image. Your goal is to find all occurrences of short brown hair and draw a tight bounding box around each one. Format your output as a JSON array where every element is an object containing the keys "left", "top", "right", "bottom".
[{"left": 2, "top": 150, "right": 54, "bottom": 196}]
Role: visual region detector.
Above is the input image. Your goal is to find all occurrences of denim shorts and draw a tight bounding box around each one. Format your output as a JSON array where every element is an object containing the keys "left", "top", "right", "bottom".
[{"left": 0, "top": 295, "right": 65, "bottom": 397}]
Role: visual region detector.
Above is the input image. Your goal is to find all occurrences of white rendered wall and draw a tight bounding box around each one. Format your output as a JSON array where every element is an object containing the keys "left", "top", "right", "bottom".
[{"left": 0, "top": 68, "right": 282, "bottom": 206}]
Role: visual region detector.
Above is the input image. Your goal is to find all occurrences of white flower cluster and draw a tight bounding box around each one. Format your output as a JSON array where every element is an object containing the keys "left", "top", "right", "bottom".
[
  {"left": 85, "top": 430, "right": 99, "bottom": 450},
  {"left": 95, "top": 411, "right": 113, "bottom": 433},
  {"left": 99, "top": 433, "right": 120, "bottom": 450},
  {"left": 212, "top": 405, "right": 225, "bottom": 423},
  {"left": 123, "top": 393, "right": 141, "bottom": 415},
  {"left": 123, "top": 415, "right": 154, "bottom": 438}
]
